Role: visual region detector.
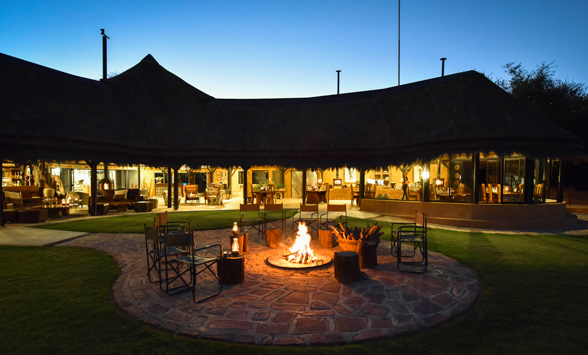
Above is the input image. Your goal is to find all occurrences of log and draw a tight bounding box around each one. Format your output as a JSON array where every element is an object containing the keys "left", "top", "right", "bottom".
[
  {"left": 220, "top": 254, "right": 245, "bottom": 284},
  {"left": 318, "top": 229, "right": 334, "bottom": 248},
  {"left": 357, "top": 242, "right": 378, "bottom": 269},
  {"left": 264, "top": 229, "right": 281, "bottom": 249},
  {"left": 334, "top": 251, "right": 365, "bottom": 284}
]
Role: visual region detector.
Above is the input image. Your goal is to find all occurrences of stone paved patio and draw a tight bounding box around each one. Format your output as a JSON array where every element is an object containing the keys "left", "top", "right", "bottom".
[{"left": 60, "top": 227, "right": 480, "bottom": 346}]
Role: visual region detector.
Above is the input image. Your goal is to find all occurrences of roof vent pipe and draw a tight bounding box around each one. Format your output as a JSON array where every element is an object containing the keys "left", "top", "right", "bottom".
[
  {"left": 336, "top": 70, "right": 341, "bottom": 94},
  {"left": 440, "top": 57, "right": 447, "bottom": 77},
  {"left": 101, "top": 29, "right": 110, "bottom": 80}
]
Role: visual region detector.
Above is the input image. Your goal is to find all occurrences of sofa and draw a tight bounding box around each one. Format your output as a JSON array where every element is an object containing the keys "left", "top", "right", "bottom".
[{"left": 93, "top": 189, "right": 144, "bottom": 210}]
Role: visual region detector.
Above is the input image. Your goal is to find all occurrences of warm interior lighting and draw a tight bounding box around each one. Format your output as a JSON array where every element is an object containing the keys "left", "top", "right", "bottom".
[
  {"left": 288, "top": 222, "right": 316, "bottom": 264},
  {"left": 435, "top": 178, "right": 444, "bottom": 187},
  {"left": 422, "top": 170, "right": 430, "bottom": 179},
  {"left": 103, "top": 183, "right": 110, "bottom": 190},
  {"left": 232, "top": 222, "right": 239, "bottom": 235}
]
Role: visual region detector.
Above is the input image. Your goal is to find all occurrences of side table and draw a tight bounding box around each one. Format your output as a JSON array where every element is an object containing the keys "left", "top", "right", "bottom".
[{"left": 219, "top": 253, "right": 245, "bottom": 284}]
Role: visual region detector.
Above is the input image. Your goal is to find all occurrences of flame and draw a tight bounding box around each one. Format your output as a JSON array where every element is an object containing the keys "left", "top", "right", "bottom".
[{"left": 288, "top": 222, "right": 317, "bottom": 264}]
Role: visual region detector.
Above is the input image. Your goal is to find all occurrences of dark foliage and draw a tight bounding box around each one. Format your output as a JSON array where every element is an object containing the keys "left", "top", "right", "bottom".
[
  {"left": 496, "top": 62, "right": 588, "bottom": 189},
  {"left": 496, "top": 62, "right": 588, "bottom": 146}
]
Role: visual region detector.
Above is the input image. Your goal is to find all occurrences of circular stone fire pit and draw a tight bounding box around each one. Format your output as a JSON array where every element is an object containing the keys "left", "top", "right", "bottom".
[{"left": 266, "top": 253, "right": 332, "bottom": 269}]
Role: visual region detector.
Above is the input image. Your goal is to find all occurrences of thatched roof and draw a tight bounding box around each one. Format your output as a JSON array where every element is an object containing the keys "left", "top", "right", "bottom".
[{"left": 0, "top": 52, "right": 584, "bottom": 169}]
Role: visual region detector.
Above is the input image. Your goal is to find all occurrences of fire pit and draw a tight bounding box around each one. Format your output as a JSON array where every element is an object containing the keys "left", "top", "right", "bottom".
[{"left": 267, "top": 222, "right": 332, "bottom": 269}]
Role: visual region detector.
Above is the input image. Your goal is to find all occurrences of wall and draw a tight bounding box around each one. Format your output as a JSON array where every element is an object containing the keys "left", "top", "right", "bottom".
[{"left": 361, "top": 199, "right": 577, "bottom": 229}]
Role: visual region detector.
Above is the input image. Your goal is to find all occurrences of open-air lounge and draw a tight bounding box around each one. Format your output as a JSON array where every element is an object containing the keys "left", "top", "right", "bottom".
[
  {"left": 1, "top": 52, "right": 586, "bottom": 346},
  {"left": 1, "top": 52, "right": 585, "bottom": 230}
]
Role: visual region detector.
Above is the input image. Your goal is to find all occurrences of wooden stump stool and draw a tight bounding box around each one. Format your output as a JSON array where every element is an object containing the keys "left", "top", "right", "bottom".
[
  {"left": 220, "top": 254, "right": 245, "bottom": 284},
  {"left": 318, "top": 229, "right": 335, "bottom": 248},
  {"left": 357, "top": 242, "right": 378, "bottom": 268},
  {"left": 334, "top": 251, "right": 365, "bottom": 284},
  {"left": 264, "top": 229, "right": 281, "bottom": 249}
]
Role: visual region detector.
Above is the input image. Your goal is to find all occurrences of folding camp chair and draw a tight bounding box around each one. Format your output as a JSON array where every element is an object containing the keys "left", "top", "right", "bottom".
[
  {"left": 264, "top": 203, "right": 286, "bottom": 236},
  {"left": 319, "top": 203, "right": 347, "bottom": 230},
  {"left": 144, "top": 225, "right": 162, "bottom": 283},
  {"left": 155, "top": 211, "right": 192, "bottom": 236},
  {"left": 239, "top": 204, "right": 264, "bottom": 238},
  {"left": 294, "top": 204, "right": 319, "bottom": 239},
  {"left": 160, "top": 230, "right": 222, "bottom": 302},
  {"left": 145, "top": 224, "right": 187, "bottom": 284},
  {"left": 392, "top": 212, "right": 428, "bottom": 273}
]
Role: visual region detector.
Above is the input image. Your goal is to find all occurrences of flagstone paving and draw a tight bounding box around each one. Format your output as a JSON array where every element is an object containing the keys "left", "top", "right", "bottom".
[{"left": 60, "top": 228, "right": 480, "bottom": 346}]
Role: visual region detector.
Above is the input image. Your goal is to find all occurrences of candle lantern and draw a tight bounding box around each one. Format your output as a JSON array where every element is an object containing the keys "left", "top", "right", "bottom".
[{"left": 231, "top": 237, "right": 240, "bottom": 256}]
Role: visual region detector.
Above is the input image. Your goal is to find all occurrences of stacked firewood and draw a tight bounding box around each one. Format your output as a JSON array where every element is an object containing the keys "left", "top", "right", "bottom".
[{"left": 332, "top": 223, "right": 383, "bottom": 243}]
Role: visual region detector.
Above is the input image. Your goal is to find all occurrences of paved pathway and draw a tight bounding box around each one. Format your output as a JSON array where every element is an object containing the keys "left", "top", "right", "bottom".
[{"left": 60, "top": 227, "right": 480, "bottom": 346}]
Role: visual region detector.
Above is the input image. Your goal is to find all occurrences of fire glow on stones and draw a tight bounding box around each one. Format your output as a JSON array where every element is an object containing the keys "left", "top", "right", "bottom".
[{"left": 266, "top": 222, "right": 332, "bottom": 269}]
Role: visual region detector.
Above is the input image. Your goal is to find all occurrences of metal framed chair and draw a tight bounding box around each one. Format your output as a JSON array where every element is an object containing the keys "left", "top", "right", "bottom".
[
  {"left": 240, "top": 204, "right": 264, "bottom": 238},
  {"left": 294, "top": 204, "right": 319, "bottom": 239},
  {"left": 320, "top": 203, "right": 347, "bottom": 230},
  {"left": 263, "top": 203, "right": 285, "bottom": 236},
  {"left": 144, "top": 225, "right": 163, "bottom": 283},
  {"left": 156, "top": 211, "right": 192, "bottom": 235},
  {"left": 145, "top": 223, "right": 190, "bottom": 291},
  {"left": 392, "top": 212, "right": 428, "bottom": 273},
  {"left": 160, "top": 230, "right": 223, "bottom": 302}
]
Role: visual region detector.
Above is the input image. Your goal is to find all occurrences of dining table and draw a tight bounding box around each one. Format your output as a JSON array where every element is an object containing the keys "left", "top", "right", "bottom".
[{"left": 253, "top": 190, "right": 275, "bottom": 204}]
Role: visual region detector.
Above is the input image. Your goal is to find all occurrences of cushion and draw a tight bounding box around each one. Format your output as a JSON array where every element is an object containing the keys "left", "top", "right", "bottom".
[
  {"left": 102, "top": 189, "right": 115, "bottom": 199},
  {"left": 4, "top": 191, "right": 22, "bottom": 199},
  {"left": 114, "top": 190, "right": 128, "bottom": 200}
]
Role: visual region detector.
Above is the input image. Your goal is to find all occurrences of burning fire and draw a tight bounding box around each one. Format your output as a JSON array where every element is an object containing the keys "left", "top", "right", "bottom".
[{"left": 287, "top": 222, "right": 317, "bottom": 264}]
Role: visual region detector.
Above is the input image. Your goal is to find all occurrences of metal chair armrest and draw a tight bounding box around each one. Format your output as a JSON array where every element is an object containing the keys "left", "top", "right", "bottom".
[{"left": 194, "top": 243, "right": 223, "bottom": 258}]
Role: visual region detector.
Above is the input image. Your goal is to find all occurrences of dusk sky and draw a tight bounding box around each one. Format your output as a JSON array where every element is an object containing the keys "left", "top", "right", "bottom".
[{"left": 2, "top": 0, "right": 587, "bottom": 98}]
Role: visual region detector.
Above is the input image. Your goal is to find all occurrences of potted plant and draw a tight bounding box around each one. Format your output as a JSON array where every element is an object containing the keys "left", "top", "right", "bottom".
[{"left": 331, "top": 223, "right": 383, "bottom": 251}]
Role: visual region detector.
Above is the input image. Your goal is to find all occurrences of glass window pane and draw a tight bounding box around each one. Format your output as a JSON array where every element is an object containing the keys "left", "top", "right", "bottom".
[
  {"left": 428, "top": 154, "right": 473, "bottom": 202},
  {"left": 503, "top": 156, "right": 525, "bottom": 203}
]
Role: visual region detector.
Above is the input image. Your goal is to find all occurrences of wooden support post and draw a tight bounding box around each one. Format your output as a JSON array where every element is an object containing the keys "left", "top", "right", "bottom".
[
  {"left": 167, "top": 167, "right": 172, "bottom": 208},
  {"left": 243, "top": 166, "right": 250, "bottom": 204},
  {"left": 87, "top": 160, "right": 98, "bottom": 217},
  {"left": 302, "top": 169, "right": 307, "bottom": 204},
  {"left": 318, "top": 229, "right": 334, "bottom": 248},
  {"left": 358, "top": 168, "right": 365, "bottom": 206},
  {"left": 472, "top": 154, "right": 480, "bottom": 204},
  {"left": 173, "top": 167, "right": 179, "bottom": 210}
]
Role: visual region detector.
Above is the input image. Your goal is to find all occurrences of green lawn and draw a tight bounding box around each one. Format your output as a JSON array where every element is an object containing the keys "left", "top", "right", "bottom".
[
  {"left": 3, "top": 213, "right": 587, "bottom": 354},
  {"left": 35, "top": 209, "right": 299, "bottom": 233}
]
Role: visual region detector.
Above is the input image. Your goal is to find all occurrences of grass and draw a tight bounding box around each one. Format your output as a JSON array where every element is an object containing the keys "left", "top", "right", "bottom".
[
  {"left": 35, "top": 209, "right": 299, "bottom": 234},
  {"left": 3, "top": 212, "right": 588, "bottom": 354}
]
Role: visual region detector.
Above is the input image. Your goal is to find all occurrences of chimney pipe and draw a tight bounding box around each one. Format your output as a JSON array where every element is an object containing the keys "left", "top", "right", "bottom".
[
  {"left": 101, "top": 29, "right": 110, "bottom": 80},
  {"left": 440, "top": 57, "right": 447, "bottom": 77},
  {"left": 336, "top": 70, "right": 341, "bottom": 95}
]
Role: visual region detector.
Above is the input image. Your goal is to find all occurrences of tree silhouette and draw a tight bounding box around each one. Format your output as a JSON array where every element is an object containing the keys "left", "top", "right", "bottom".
[
  {"left": 496, "top": 62, "right": 587, "bottom": 148},
  {"left": 496, "top": 62, "right": 588, "bottom": 189}
]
